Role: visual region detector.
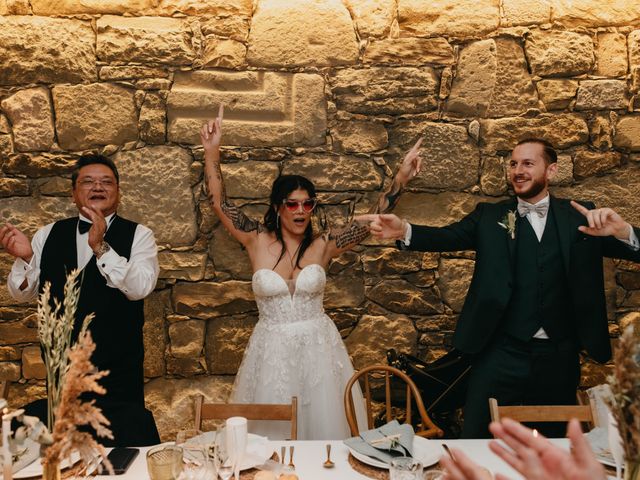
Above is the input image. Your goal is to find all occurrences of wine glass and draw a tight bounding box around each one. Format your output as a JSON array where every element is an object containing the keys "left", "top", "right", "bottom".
[
  {"left": 177, "top": 445, "right": 214, "bottom": 480},
  {"left": 213, "top": 431, "right": 234, "bottom": 480}
]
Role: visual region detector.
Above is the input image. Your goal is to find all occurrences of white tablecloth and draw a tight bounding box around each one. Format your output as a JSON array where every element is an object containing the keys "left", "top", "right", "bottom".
[{"left": 105, "top": 438, "right": 572, "bottom": 479}]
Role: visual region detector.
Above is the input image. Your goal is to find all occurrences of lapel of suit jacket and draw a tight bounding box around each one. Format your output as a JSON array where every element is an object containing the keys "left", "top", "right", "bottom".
[
  {"left": 501, "top": 198, "right": 519, "bottom": 267},
  {"left": 550, "top": 196, "right": 572, "bottom": 275}
]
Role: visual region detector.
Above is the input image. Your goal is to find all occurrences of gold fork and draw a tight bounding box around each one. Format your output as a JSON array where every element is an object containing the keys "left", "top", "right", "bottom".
[{"left": 288, "top": 445, "right": 295, "bottom": 469}]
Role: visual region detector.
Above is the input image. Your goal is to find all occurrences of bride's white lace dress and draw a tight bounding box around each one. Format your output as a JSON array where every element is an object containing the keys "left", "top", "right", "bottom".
[{"left": 230, "top": 263, "right": 367, "bottom": 440}]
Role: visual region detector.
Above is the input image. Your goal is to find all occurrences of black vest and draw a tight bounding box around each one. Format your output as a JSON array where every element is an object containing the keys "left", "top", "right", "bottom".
[
  {"left": 39, "top": 216, "right": 145, "bottom": 405},
  {"left": 501, "top": 208, "right": 573, "bottom": 341}
]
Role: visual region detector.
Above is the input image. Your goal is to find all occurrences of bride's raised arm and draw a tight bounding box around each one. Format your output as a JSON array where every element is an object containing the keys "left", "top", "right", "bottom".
[
  {"left": 323, "top": 138, "right": 423, "bottom": 256},
  {"left": 201, "top": 105, "right": 264, "bottom": 247}
]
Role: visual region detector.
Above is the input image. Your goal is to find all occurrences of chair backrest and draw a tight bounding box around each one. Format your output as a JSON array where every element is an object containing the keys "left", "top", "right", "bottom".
[
  {"left": 0, "top": 381, "right": 8, "bottom": 399},
  {"left": 194, "top": 395, "right": 298, "bottom": 440},
  {"left": 344, "top": 364, "right": 443, "bottom": 438},
  {"left": 488, "top": 397, "right": 598, "bottom": 427}
]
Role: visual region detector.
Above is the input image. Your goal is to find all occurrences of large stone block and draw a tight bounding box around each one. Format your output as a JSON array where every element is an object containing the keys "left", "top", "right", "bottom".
[
  {"left": 614, "top": 116, "right": 640, "bottom": 152},
  {"left": 437, "top": 258, "right": 474, "bottom": 313},
  {"left": 596, "top": 33, "right": 628, "bottom": 78},
  {"left": 390, "top": 122, "right": 480, "bottom": 190},
  {"left": 0, "top": 16, "right": 95, "bottom": 85},
  {"left": 169, "top": 320, "right": 206, "bottom": 358},
  {"left": 139, "top": 92, "right": 166, "bottom": 144},
  {"left": 115, "top": 146, "right": 197, "bottom": 246},
  {"left": 53, "top": 83, "right": 138, "bottom": 151},
  {"left": 331, "top": 67, "right": 439, "bottom": 115},
  {"left": 363, "top": 38, "right": 455, "bottom": 66},
  {"left": 575, "top": 80, "right": 628, "bottom": 111},
  {"left": 573, "top": 150, "right": 623, "bottom": 179},
  {"left": 325, "top": 270, "right": 366, "bottom": 308},
  {"left": 202, "top": 38, "right": 247, "bottom": 69},
  {"left": 1, "top": 87, "right": 54, "bottom": 152},
  {"left": 551, "top": 0, "right": 640, "bottom": 27},
  {"left": 154, "top": 0, "right": 253, "bottom": 17},
  {"left": 0, "top": 179, "right": 30, "bottom": 198},
  {"left": 480, "top": 114, "right": 589, "bottom": 152},
  {"left": 398, "top": 0, "right": 499, "bottom": 37},
  {"left": 159, "top": 252, "right": 207, "bottom": 281},
  {"left": 209, "top": 225, "right": 254, "bottom": 280},
  {"left": 0, "top": 363, "right": 20, "bottom": 381},
  {"left": 168, "top": 71, "right": 326, "bottom": 147},
  {"left": 200, "top": 15, "right": 251, "bottom": 42},
  {"left": 631, "top": 31, "right": 640, "bottom": 72},
  {"left": 553, "top": 164, "right": 640, "bottom": 226},
  {"left": 345, "top": 314, "right": 418, "bottom": 369},
  {"left": 145, "top": 376, "right": 234, "bottom": 441},
  {"left": 394, "top": 191, "right": 494, "bottom": 226},
  {"left": 501, "top": 0, "right": 550, "bottom": 26},
  {"left": 282, "top": 155, "right": 383, "bottom": 192},
  {"left": 31, "top": 0, "right": 155, "bottom": 14},
  {"left": 331, "top": 120, "right": 388, "bottom": 153},
  {"left": 173, "top": 281, "right": 256, "bottom": 318},
  {"left": 536, "top": 79, "right": 578, "bottom": 111},
  {"left": 447, "top": 38, "right": 538, "bottom": 118},
  {"left": 21, "top": 346, "right": 45, "bottom": 379},
  {"left": 0, "top": 321, "right": 38, "bottom": 345},
  {"left": 143, "top": 290, "right": 169, "bottom": 378},
  {"left": 365, "top": 279, "right": 443, "bottom": 314},
  {"left": 205, "top": 315, "right": 256, "bottom": 374},
  {"left": 362, "top": 248, "right": 424, "bottom": 276},
  {"left": 480, "top": 156, "right": 508, "bottom": 196},
  {"left": 525, "top": 31, "right": 594, "bottom": 77},
  {"left": 2, "top": 153, "right": 76, "bottom": 178},
  {"left": 344, "top": 0, "right": 395, "bottom": 37},
  {"left": 97, "top": 16, "right": 195, "bottom": 65},
  {"left": 247, "top": 0, "right": 358, "bottom": 68},
  {"left": 0, "top": 197, "right": 76, "bottom": 239},
  {"left": 221, "top": 162, "right": 280, "bottom": 199}
]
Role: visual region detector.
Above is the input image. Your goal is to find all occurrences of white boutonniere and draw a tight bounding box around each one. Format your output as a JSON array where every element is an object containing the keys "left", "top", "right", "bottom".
[{"left": 498, "top": 210, "right": 517, "bottom": 239}]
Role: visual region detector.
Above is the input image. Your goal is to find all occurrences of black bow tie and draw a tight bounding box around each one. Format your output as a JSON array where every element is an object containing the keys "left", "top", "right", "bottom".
[{"left": 78, "top": 220, "right": 92, "bottom": 234}]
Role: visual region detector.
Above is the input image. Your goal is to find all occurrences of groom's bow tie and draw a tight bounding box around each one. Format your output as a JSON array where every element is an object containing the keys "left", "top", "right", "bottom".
[
  {"left": 78, "top": 220, "right": 92, "bottom": 234},
  {"left": 517, "top": 203, "right": 549, "bottom": 218}
]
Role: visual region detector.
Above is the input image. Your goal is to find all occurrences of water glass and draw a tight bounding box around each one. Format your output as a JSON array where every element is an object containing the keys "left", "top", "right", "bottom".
[
  {"left": 390, "top": 456, "right": 424, "bottom": 480},
  {"left": 147, "top": 445, "right": 184, "bottom": 480},
  {"left": 213, "top": 433, "right": 234, "bottom": 480},
  {"left": 225, "top": 416, "right": 247, "bottom": 478}
]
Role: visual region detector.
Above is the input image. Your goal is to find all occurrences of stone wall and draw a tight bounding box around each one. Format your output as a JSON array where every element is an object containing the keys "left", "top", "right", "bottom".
[{"left": 1, "top": 0, "right": 640, "bottom": 441}]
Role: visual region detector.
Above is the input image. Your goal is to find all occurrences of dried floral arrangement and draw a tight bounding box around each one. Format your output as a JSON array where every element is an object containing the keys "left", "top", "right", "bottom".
[
  {"left": 37, "top": 270, "right": 113, "bottom": 475},
  {"left": 607, "top": 324, "right": 640, "bottom": 463}
]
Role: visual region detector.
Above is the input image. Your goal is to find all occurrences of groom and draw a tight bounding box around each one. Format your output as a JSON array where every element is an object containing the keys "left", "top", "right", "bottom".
[{"left": 362, "top": 138, "right": 640, "bottom": 438}]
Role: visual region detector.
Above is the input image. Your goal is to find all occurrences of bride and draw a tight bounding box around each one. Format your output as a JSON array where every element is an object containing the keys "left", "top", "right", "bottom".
[{"left": 201, "top": 106, "right": 423, "bottom": 440}]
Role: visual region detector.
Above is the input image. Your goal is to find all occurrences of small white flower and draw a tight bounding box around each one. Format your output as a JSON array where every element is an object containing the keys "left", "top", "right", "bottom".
[{"left": 498, "top": 210, "right": 517, "bottom": 240}]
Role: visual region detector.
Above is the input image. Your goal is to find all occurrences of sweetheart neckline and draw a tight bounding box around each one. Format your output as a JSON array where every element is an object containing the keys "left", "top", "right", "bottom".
[{"left": 252, "top": 263, "right": 325, "bottom": 289}]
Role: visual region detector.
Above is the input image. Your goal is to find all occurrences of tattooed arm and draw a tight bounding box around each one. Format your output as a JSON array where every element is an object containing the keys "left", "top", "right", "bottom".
[
  {"left": 322, "top": 138, "right": 424, "bottom": 258},
  {"left": 201, "top": 106, "right": 263, "bottom": 247},
  {"left": 371, "top": 137, "right": 423, "bottom": 214}
]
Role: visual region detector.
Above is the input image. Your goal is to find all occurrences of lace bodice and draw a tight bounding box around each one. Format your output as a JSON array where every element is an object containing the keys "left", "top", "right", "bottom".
[{"left": 251, "top": 264, "right": 326, "bottom": 327}]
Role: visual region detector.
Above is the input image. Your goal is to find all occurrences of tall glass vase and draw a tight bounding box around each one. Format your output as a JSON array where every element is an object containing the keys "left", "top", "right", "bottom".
[
  {"left": 626, "top": 460, "right": 640, "bottom": 480},
  {"left": 42, "top": 459, "right": 61, "bottom": 480}
]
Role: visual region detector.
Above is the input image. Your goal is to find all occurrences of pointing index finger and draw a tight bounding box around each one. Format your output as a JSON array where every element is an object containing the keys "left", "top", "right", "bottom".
[
  {"left": 570, "top": 200, "right": 590, "bottom": 217},
  {"left": 218, "top": 104, "right": 224, "bottom": 123}
]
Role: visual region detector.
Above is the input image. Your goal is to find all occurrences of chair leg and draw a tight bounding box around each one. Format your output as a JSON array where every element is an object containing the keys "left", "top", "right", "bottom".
[{"left": 194, "top": 394, "right": 204, "bottom": 431}]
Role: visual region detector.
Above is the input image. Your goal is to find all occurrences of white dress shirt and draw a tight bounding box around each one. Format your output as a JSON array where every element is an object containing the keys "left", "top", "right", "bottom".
[{"left": 7, "top": 213, "right": 159, "bottom": 303}]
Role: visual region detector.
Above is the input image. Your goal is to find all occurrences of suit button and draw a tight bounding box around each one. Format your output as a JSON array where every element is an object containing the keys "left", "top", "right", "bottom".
[{"left": 101, "top": 263, "right": 106, "bottom": 268}]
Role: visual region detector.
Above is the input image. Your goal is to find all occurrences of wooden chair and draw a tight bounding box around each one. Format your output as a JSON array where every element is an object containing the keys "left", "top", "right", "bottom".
[
  {"left": 0, "top": 381, "right": 9, "bottom": 399},
  {"left": 488, "top": 397, "right": 598, "bottom": 427},
  {"left": 344, "top": 365, "right": 444, "bottom": 438},
  {"left": 194, "top": 395, "right": 298, "bottom": 440}
]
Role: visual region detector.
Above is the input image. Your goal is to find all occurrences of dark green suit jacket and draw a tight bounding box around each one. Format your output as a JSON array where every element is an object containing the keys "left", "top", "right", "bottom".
[{"left": 406, "top": 196, "right": 640, "bottom": 363}]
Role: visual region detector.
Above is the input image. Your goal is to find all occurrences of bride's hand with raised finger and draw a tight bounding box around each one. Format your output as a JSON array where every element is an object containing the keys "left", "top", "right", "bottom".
[
  {"left": 200, "top": 104, "right": 224, "bottom": 152},
  {"left": 396, "top": 137, "right": 424, "bottom": 184}
]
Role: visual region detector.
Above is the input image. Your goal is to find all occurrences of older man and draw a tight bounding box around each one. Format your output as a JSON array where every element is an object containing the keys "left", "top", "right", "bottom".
[
  {"left": 1, "top": 154, "right": 160, "bottom": 446},
  {"left": 363, "top": 138, "right": 640, "bottom": 438}
]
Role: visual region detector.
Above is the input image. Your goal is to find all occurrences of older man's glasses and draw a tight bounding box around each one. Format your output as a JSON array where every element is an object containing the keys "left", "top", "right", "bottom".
[
  {"left": 78, "top": 178, "right": 117, "bottom": 189},
  {"left": 282, "top": 198, "right": 317, "bottom": 213}
]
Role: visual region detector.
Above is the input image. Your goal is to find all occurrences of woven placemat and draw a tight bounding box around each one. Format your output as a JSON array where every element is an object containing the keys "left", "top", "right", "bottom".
[{"left": 347, "top": 453, "right": 389, "bottom": 480}]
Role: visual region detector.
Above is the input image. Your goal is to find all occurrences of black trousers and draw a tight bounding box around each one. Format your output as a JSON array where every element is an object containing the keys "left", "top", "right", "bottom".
[{"left": 461, "top": 334, "right": 580, "bottom": 439}]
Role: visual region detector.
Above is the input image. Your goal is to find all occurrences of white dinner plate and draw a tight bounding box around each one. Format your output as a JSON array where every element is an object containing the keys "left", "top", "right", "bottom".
[
  {"left": 14, "top": 451, "right": 81, "bottom": 479},
  {"left": 348, "top": 436, "right": 441, "bottom": 469},
  {"left": 185, "top": 432, "right": 274, "bottom": 471}
]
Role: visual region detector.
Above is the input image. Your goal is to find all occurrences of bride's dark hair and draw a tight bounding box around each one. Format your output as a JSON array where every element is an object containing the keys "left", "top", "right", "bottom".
[{"left": 264, "top": 175, "right": 317, "bottom": 270}]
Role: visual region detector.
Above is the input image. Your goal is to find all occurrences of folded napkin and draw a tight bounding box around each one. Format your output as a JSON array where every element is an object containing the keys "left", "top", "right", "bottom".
[
  {"left": 344, "top": 420, "right": 415, "bottom": 465},
  {"left": 184, "top": 431, "right": 270, "bottom": 469},
  {"left": 0, "top": 438, "right": 41, "bottom": 473}
]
